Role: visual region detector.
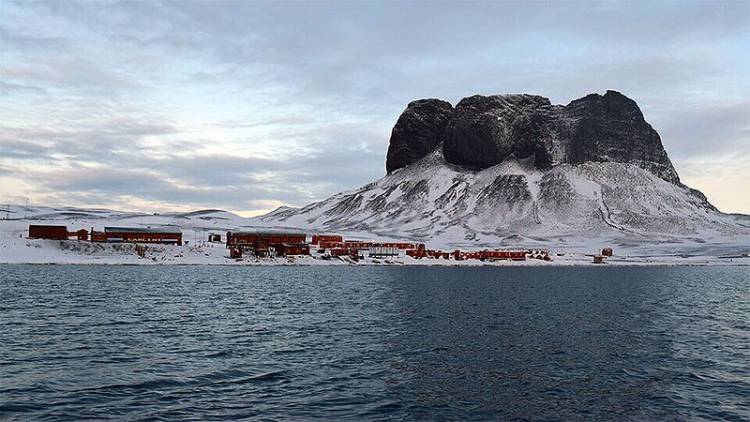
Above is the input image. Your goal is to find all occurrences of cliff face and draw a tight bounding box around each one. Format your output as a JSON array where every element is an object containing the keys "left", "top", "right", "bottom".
[
  {"left": 386, "top": 90, "right": 680, "bottom": 184},
  {"left": 561, "top": 91, "right": 679, "bottom": 183},
  {"left": 442, "top": 94, "right": 555, "bottom": 170},
  {"left": 385, "top": 99, "right": 453, "bottom": 173}
]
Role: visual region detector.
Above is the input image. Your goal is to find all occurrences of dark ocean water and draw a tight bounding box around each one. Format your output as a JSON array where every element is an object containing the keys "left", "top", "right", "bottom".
[{"left": 1, "top": 265, "right": 749, "bottom": 421}]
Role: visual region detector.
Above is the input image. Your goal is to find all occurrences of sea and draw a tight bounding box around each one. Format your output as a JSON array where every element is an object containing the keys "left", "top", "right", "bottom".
[{"left": 1, "top": 265, "right": 748, "bottom": 421}]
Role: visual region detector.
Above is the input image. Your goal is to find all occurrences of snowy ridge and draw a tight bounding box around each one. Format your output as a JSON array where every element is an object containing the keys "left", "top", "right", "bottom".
[
  {"left": 255, "top": 151, "right": 749, "bottom": 253},
  {"left": 0, "top": 205, "right": 271, "bottom": 241}
]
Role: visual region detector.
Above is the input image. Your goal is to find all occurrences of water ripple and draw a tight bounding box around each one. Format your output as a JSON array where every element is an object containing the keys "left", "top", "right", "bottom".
[{"left": 1, "top": 265, "right": 749, "bottom": 421}]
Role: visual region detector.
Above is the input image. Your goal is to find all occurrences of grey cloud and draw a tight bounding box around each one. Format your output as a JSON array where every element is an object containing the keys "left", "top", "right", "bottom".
[
  {"left": 42, "top": 168, "right": 166, "bottom": 192},
  {"left": 0, "top": 81, "right": 46, "bottom": 95},
  {"left": 32, "top": 166, "right": 306, "bottom": 212},
  {"left": 657, "top": 101, "right": 750, "bottom": 159},
  {"left": 0, "top": 139, "right": 55, "bottom": 160},
  {"left": 8, "top": 134, "right": 386, "bottom": 211},
  {"left": 1, "top": 58, "right": 139, "bottom": 94},
  {"left": 0, "top": 118, "right": 178, "bottom": 161},
  {"left": 152, "top": 154, "right": 286, "bottom": 187},
  {"left": 0, "top": 163, "right": 15, "bottom": 176},
  {"left": 0, "top": 25, "right": 70, "bottom": 51},
  {"left": 160, "top": 1, "right": 748, "bottom": 106}
]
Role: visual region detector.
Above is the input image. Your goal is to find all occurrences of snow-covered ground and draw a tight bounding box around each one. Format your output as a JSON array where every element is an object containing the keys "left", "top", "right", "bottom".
[
  {"left": 1, "top": 237, "right": 748, "bottom": 266},
  {"left": 0, "top": 204, "right": 747, "bottom": 266}
]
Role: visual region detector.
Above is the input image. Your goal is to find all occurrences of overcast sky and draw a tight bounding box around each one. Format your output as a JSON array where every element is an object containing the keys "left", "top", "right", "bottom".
[{"left": 1, "top": 0, "right": 748, "bottom": 216}]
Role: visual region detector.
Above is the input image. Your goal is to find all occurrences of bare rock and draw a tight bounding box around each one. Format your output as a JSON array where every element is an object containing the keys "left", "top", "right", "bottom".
[{"left": 385, "top": 99, "right": 453, "bottom": 173}]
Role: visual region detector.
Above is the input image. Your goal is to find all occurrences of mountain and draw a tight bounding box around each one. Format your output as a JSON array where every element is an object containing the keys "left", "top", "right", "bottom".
[
  {"left": 389, "top": 90, "right": 679, "bottom": 183},
  {"left": 256, "top": 90, "right": 749, "bottom": 252}
]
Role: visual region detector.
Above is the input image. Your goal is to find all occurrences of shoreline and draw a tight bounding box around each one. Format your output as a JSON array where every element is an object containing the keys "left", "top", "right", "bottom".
[
  {"left": 2, "top": 238, "right": 748, "bottom": 268},
  {"left": 2, "top": 259, "right": 748, "bottom": 267}
]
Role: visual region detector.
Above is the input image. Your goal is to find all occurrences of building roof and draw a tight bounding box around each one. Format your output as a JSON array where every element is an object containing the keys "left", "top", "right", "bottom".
[
  {"left": 230, "top": 230, "right": 306, "bottom": 237},
  {"left": 104, "top": 226, "right": 182, "bottom": 234}
]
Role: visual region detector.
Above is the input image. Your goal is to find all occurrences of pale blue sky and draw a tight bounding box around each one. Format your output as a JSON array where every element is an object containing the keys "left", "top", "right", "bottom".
[{"left": 1, "top": 0, "right": 748, "bottom": 215}]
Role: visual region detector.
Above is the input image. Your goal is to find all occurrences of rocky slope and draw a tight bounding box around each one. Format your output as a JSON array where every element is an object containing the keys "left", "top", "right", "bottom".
[{"left": 256, "top": 90, "right": 749, "bottom": 251}]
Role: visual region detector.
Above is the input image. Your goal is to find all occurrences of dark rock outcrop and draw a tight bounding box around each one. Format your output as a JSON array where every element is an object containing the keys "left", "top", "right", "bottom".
[
  {"left": 385, "top": 90, "right": 680, "bottom": 184},
  {"left": 561, "top": 91, "right": 679, "bottom": 183},
  {"left": 442, "top": 94, "right": 556, "bottom": 170},
  {"left": 385, "top": 99, "right": 453, "bottom": 173}
]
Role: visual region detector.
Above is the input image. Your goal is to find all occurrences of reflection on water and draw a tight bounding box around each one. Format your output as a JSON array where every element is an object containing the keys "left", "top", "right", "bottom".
[{"left": 1, "top": 265, "right": 748, "bottom": 420}]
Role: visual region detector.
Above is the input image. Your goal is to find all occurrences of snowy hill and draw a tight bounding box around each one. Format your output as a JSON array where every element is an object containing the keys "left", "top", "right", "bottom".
[
  {"left": 255, "top": 151, "right": 749, "bottom": 254},
  {"left": 0, "top": 205, "right": 268, "bottom": 243},
  {"left": 254, "top": 90, "right": 749, "bottom": 255}
]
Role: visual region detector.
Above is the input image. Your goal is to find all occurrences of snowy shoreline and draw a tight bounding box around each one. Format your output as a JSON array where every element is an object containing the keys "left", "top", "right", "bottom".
[
  {"left": 1, "top": 239, "right": 747, "bottom": 267},
  {"left": 1, "top": 205, "right": 748, "bottom": 268},
  {"left": 2, "top": 261, "right": 748, "bottom": 267}
]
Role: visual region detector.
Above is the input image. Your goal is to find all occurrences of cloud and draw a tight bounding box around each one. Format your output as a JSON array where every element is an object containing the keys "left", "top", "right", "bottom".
[
  {"left": 0, "top": 118, "right": 179, "bottom": 164},
  {"left": 0, "top": 164, "right": 15, "bottom": 176},
  {"left": 0, "top": 0, "right": 748, "bottom": 214},
  {"left": 655, "top": 101, "right": 750, "bottom": 160},
  {"left": 26, "top": 165, "right": 305, "bottom": 212},
  {"left": 0, "top": 81, "right": 46, "bottom": 95}
]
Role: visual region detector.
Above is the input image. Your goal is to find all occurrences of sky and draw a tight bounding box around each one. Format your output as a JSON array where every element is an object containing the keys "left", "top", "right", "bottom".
[{"left": 1, "top": 0, "right": 748, "bottom": 216}]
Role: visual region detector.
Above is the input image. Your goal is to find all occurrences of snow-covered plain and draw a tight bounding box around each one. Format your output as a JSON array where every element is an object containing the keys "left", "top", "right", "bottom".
[{"left": 1, "top": 234, "right": 747, "bottom": 267}]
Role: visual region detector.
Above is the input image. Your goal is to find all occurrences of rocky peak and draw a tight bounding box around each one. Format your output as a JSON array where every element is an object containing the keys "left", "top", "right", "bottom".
[
  {"left": 385, "top": 99, "right": 453, "bottom": 173},
  {"left": 385, "top": 90, "right": 680, "bottom": 184},
  {"left": 562, "top": 90, "right": 679, "bottom": 183},
  {"left": 443, "top": 94, "right": 558, "bottom": 170}
]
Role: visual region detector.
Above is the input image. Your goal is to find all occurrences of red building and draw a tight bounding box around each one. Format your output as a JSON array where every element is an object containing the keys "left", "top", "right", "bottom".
[
  {"left": 226, "top": 231, "right": 307, "bottom": 257},
  {"left": 28, "top": 225, "right": 68, "bottom": 240},
  {"left": 229, "top": 247, "right": 243, "bottom": 259},
  {"left": 480, "top": 250, "right": 526, "bottom": 261},
  {"left": 407, "top": 247, "right": 525, "bottom": 261},
  {"left": 329, "top": 248, "right": 363, "bottom": 259},
  {"left": 276, "top": 243, "right": 310, "bottom": 256},
  {"left": 318, "top": 241, "right": 345, "bottom": 249},
  {"left": 69, "top": 229, "right": 89, "bottom": 241},
  {"left": 406, "top": 244, "right": 428, "bottom": 258},
  {"left": 311, "top": 234, "right": 343, "bottom": 245},
  {"left": 330, "top": 248, "right": 353, "bottom": 257},
  {"left": 90, "top": 230, "right": 107, "bottom": 242},
  {"left": 371, "top": 242, "right": 417, "bottom": 250},
  {"left": 226, "top": 231, "right": 306, "bottom": 248},
  {"left": 343, "top": 240, "right": 373, "bottom": 250},
  {"left": 103, "top": 227, "right": 183, "bottom": 245},
  {"left": 406, "top": 249, "right": 421, "bottom": 258}
]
